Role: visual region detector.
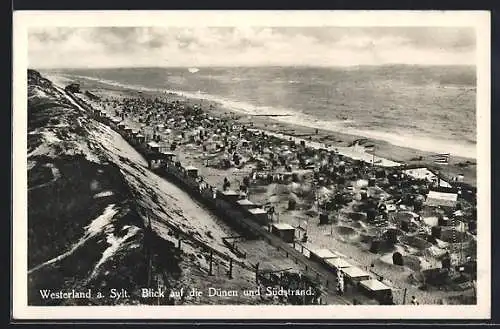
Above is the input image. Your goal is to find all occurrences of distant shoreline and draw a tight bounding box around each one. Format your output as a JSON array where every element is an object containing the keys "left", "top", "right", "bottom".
[
  {"left": 44, "top": 70, "right": 476, "bottom": 157},
  {"left": 40, "top": 64, "right": 476, "bottom": 70},
  {"left": 46, "top": 73, "right": 477, "bottom": 187}
]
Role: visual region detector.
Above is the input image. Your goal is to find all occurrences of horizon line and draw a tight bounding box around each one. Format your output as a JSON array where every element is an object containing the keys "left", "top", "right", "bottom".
[{"left": 34, "top": 63, "right": 476, "bottom": 70}]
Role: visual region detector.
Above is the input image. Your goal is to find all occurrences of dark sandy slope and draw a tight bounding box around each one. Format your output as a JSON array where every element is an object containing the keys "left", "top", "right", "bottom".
[{"left": 26, "top": 69, "right": 258, "bottom": 306}]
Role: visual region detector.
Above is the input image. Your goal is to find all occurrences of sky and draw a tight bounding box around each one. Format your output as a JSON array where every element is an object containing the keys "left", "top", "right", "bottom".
[{"left": 28, "top": 26, "right": 476, "bottom": 68}]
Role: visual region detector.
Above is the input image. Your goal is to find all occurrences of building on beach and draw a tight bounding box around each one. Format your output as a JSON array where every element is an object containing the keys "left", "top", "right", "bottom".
[
  {"left": 236, "top": 199, "right": 259, "bottom": 210},
  {"left": 221, "top": 189, "right": 240, "bottom": 202},
  {"left": 247, "top": 207, "right": 268, "bottom": 223},
  {"left": 184, "top": 166, "right": 199, "bottom": 178},
  {"left": 403, "top": 167, "right": 452, "bottom": 188},
  {"left": 425, "top": 190, "right": 458, "bottom": 208},
  {"left": 271, "top": 223, "right": 295, "bottom": 243},
  {"left": 342, "top": 266, "right": 371, "bottom": 285},
  {"left": 325, "top": 257, "right": 352, "bottom": 274},
  {"left": 358, "top": 279, "right": 393, "bottom": 304},
  {"left": 309, "top": 248, "right": 339, "bottom": 263}
]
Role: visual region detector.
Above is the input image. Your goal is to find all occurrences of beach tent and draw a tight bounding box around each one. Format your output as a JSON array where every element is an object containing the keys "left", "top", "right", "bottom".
[
  {"left": 317, "top": 187, "right": 333, "bottom": 201},
  {"left": 425, "top": 245, "right": 448, "bottom": 258},
  {"left": 356, "top": 179, "right": 369, "bottom": 188},
  {"left": 385, "top": 204, "right": 397, "bottom": 212},
  {"left": 404, "top": 167, "right": 437, "bottom": 182}
]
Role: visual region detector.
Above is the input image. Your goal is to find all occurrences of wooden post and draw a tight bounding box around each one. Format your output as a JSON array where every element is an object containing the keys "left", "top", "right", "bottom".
[
  {"left": 147, "top": 245, "right": 152, "bottom": 288},
  {"left": 402, "top": 288, "right": 407, "bottom": 305},
  {"left": 209, "top": 251, "right": 213, "bottom": 276},
  {"left": 303, "top": 279, "right": 306, "bottom": 305},
  {"left": 146, "top": 213, "right": 152, "bottom": 287},
  {"left": 156, "top": 275, "right": 160, "bottom": 306},
  {"left": 228, "top": 259, "right": 233, "bottom": 279},
  {"left": 255, "top": 263, "right": 260, "bottom": 284}
]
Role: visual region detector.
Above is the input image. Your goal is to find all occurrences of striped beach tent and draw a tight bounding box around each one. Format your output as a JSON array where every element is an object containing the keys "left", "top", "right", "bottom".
[{"left": 430, "top": 153, "right": 450, "bottom": 164}]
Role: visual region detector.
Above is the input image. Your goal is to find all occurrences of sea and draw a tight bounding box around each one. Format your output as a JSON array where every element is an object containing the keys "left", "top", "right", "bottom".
[{"left": 44, "top": 65, "right": 477, "bottom": 159}]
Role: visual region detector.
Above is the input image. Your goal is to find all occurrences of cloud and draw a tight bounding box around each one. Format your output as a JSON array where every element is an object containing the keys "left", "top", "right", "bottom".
[{"left": 27, "top": 26, "right": 476, "bottom": 68}]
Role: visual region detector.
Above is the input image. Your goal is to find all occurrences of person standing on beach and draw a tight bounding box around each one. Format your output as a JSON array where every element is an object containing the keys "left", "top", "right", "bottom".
[{"left": 336, "top": 270, "right": 344, "bottom": 295}]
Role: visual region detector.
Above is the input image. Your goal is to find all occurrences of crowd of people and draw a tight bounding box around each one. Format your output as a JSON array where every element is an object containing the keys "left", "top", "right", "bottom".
[{"left": 88, "top": 91, "right": 477, "bottom": 298}]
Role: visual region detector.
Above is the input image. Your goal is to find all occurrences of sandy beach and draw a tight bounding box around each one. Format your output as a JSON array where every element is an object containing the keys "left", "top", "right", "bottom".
[
  {"left": 19, "top": 15, "right": 493, "bottom": 320},
  {"left": 55, "top": 73, "right": 477, "bottom": 306},
  {"left": 48, "top": 72, "right": 477, "bottom": 188}
]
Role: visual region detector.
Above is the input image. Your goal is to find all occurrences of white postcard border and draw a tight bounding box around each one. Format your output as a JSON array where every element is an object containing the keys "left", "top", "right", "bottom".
[{"left": 12, "top": 10, "right": 491, "bottom": 320}]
